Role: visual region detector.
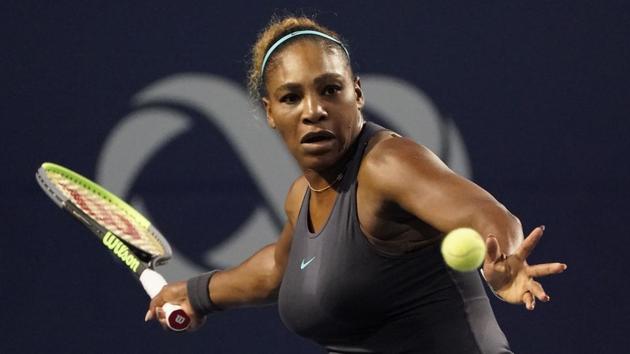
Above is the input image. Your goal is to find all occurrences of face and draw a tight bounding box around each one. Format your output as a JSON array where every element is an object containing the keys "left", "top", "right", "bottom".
[{"left": 262, "top": 40, "right": 365, "bottom": 172}]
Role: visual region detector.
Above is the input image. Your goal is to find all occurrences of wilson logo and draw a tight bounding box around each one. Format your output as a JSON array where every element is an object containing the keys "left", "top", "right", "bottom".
[
  {"left": 174, "top": 315, "right": 186, "bottom": 324},
  {"left": 102, "top": 232, "right": 140, "bottom": 272}
]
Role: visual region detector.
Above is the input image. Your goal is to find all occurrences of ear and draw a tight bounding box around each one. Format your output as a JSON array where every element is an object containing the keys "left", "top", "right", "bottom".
[
  {"left": 262, "top": 97, "right": 276, "bottom": 129},
  {"left": 354, "top": 76, "right": 365, "bottom": 110}
]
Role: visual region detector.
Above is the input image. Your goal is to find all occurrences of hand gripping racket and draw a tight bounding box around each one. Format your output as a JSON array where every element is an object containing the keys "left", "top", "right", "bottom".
[{"left": 36, "top": 162, "right": 191, "bottom": 331}]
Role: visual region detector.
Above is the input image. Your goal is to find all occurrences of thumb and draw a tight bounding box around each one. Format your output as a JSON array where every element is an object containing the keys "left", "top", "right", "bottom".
[{"left": 485, "top": 235, "right": 501, "bottom": 264}]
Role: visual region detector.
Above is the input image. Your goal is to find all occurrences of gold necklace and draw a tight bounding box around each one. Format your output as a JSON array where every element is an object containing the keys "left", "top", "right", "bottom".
[{"left": 306, "top": 172, "right": 344, "bottom": 193}]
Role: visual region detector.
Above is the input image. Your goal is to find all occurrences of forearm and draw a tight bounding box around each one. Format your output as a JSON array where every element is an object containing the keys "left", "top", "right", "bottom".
[
  {"left": 208, "top": 244, "right": 283, "bottom": 309},
  {"left": 366, "top": 138, "right": 524, "bottom": 255}
]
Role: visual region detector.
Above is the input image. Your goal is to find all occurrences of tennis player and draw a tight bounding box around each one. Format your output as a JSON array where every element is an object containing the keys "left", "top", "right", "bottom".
[{"left": 147, "top": 16, "right": 567, "bottom": 353}]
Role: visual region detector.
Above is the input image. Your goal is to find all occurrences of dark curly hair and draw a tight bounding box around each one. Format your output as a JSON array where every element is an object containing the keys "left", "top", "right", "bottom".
[{"left": 247, "top": 15, "right": 352, "bottom": 101}]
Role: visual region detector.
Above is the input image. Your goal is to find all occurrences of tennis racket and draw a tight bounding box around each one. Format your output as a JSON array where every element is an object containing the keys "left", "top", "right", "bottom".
[{"left": 36, "top": 162, "right": 191, "bottom": 331}]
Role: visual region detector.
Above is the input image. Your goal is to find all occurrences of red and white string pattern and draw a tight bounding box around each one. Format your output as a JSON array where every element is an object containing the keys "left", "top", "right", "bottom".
[{"left": 48, "top": 172, "right": 164, "bottom": 256}]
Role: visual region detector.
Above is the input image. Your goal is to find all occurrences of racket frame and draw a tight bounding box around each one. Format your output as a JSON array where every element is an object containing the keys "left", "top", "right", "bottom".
[{"left": 36, "top": 162, "right": 191, "bottom": 331}]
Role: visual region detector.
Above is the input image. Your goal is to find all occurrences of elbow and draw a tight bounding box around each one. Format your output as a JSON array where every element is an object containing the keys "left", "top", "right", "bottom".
[{"left": 252, "top": 262, "right": 283, "bottom": 302}]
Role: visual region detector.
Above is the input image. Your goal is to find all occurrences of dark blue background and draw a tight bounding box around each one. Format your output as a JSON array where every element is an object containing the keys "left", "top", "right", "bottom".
[{"left": 3, "top": 1, "right": 629, "bottom": 353}]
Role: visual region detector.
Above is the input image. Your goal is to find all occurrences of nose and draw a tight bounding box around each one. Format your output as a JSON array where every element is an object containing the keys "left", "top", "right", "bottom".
[{"left": 301, "top": 93, "right": 327, "bottom": 124}]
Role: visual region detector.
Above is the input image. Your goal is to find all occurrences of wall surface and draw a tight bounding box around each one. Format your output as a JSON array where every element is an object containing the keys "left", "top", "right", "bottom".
[{"left": 3, "top": 1, "right": 629, "bottom": 353}]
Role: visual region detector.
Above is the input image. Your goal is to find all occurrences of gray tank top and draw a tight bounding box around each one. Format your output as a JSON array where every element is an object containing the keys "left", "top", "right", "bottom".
[{"left": 278, "top": 122, "right": 511, "bottom": 354}]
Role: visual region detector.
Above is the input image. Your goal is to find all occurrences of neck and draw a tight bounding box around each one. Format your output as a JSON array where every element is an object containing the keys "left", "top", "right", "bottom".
[
  {"left": 303, "top": 121, "right": 365, "bottom": 192},
  {"left": 304, "top": 166, "right": 344, "bottom": 193}
]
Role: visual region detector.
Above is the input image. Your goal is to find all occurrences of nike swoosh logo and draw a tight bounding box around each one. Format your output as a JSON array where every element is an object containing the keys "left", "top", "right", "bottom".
[{"left": 300, "top": 256, "right": 316, "bottom": 270}]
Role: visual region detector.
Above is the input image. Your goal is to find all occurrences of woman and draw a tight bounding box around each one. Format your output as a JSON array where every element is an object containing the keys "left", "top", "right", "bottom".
[{"left": 147, "top": 16, "right": 566, "bottom": 353}]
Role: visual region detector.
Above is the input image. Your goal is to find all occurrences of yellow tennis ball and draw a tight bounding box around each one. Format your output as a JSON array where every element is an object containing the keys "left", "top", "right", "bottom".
[{"left": 441, "top": 227, "right": 486, "bottom": 272}]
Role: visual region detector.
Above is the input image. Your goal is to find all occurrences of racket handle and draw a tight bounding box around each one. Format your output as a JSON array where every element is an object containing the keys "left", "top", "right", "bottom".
[{"left": 140, "top": 269, "right": 191, "bottom": 331}]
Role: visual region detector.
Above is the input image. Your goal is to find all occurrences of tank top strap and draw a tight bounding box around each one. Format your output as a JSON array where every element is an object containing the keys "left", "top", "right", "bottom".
[{"left": 337, "top": 121, "right": 388, "bottom": 192}]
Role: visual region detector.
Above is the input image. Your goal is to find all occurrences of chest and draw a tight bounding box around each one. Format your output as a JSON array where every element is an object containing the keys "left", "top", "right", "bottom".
[
  {"left": 307, "top": 183, "right": 435, "bottom": 245},
  {"left": 279, "top": 197, "right": 444, "bottom": 339},
  {"left": 280, "top": 206, "right": 398, "bottom": 334}
]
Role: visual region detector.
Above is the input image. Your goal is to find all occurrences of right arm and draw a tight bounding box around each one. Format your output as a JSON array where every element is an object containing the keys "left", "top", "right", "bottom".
[
  {"left": 208, "top": 220, "right": 294, "bottom": 308},
  {"left": 146, "top": 177, "right": 306, "bottom": 327}
]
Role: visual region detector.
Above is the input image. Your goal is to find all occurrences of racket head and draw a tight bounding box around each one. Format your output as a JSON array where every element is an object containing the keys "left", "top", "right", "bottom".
[{"left": 36, "top": 162, "right": 173, "bottom": 266}]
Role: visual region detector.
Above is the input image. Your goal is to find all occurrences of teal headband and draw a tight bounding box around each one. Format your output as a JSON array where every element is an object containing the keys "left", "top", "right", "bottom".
[{"left": 260, "top": 30, "right": 349, "bottom": 78}]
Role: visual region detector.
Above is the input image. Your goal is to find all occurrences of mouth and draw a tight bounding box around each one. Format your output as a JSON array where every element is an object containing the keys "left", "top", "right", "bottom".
[{"left": 300, "top": 130, "right": 336, "bottom": 144}]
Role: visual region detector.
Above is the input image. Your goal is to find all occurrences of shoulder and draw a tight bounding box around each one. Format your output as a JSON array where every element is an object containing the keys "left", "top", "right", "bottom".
[
  {"left": 284, "top": 175, "right": 308, "bottom": 227},
  {"left": 361, "top": 132, "right": 451, "bottom": 181},
  {"left": 359, "top": 132, "right": 453, "bottom": 199}
]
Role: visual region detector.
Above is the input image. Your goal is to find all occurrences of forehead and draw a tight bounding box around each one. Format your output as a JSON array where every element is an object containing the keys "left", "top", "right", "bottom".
[{"left": 265, "top": 40, "right": 350, "bottom": 88}]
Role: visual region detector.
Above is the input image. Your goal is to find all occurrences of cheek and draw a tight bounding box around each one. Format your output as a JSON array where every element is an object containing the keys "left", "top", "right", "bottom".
[
  {"left": 270, "top": 107, "right": 297, "bottom": 136},
  {"left": 276, "top": 122, "right": 300, "bottom": 147}
]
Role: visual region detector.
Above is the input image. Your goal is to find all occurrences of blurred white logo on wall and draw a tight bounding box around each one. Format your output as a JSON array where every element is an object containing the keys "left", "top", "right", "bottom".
[{"left": 95, "top": 73, "right": 471, "bottom": 280}]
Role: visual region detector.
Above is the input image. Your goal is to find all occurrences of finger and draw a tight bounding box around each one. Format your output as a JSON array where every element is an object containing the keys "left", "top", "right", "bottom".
[
  {"left": 146, "top": 295, "right": 166, "bottom": 322},
  {"left": 527, "top": 262, "right": 567, "bottom": 278},
  {"left": 523, "top": 291, "right": 535, "bottom": 310},
  {"left": 528, "top": 280, "right": 550, "bottom": 302},
  {"left": 516, "top": 225, "right": 545, "bottom": 260},
  {"left": 146, "top": 300, "right": 156, "bottom": 322},
  {"left": 157, "top": 307, "right": 166, "bottom": 321},
  {"left": 156, "top": 308, "right": 168, "bottom": 330}
]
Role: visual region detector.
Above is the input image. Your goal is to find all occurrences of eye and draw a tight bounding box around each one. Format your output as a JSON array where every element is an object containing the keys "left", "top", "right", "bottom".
[
  {"left": 280, "top": 93, "right": 300, "bottom": 104},
  {"left": 322, "top": 84, "right": 342, "bottom": 96}
]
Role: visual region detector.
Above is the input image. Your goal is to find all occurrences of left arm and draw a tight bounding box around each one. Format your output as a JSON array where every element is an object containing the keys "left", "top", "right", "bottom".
[{"left": 361, "top": 136, "right": 566, "bottom": 309}]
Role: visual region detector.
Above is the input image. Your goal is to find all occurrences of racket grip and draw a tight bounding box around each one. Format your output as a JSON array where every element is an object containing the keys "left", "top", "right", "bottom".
[{"left": 140, "top": 269, "right": 191, "bottom": 331}]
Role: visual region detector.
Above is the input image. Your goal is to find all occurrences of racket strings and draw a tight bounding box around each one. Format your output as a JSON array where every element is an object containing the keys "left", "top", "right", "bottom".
[{"left": 47, "top": 171, "right": 165, "bottom": 256}]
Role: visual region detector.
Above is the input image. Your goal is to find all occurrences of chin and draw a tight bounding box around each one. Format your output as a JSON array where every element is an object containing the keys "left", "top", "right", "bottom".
[{"left": 299, "top": 151, "right": 340, "bottom": 172}]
